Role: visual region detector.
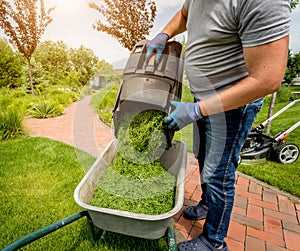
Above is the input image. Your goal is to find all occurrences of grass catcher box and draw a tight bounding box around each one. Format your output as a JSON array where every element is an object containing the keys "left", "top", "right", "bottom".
[{"left": 113, "top": 40, "right": 184, "bottom": 139}]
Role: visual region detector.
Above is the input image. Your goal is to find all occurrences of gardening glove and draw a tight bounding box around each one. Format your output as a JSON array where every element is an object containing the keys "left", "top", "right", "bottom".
[
  {"left": 164, "top": 101, "right": 202, "bottom": 131},
  {"left": 146, "top": 33, "right": 169, "bottom": 63}
]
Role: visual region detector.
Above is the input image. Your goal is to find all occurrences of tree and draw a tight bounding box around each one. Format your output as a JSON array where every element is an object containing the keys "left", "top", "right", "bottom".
[
  {"left": 89, "top": 0, "right": 156, "bottom": 51},
  {"left": 33, "top": 41, "right": 114, "bottom": 88},
  {"left": 69, "top": 45, "right": 102, "bottom": 85},
  {"left": 22, "top": 59, "right": 48, "bottom": 94},
  {"left": 0, "top": 0, "right": 55, "bottom": 95},
  {"left": 284, "top": 50, "right": 300, "bottom": 85},
  {"left": 0, "top": 38, "right": 23, "bottom": 88},
  {"left": 291, "top": 0, "right": 300, "bottom": 9},
  {"left": 96, "top": 59, "right": 116, "bottom": 75},
  {"left": 33, "top": 41, "right": 69, "bottom": 73},
  {"left": 33, "top": 40, "right": 70, "bottom": 86}
]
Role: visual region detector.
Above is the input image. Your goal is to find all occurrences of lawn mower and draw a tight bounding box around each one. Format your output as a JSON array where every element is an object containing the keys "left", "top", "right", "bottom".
[{"left": 239, "top": 99, "right": 300, "bottom": 164}]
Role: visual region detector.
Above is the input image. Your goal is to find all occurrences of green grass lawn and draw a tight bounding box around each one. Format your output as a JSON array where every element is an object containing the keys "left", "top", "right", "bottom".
[
  {"left": 0, "top": 137, "right": 169, "bottom": 250},
  {"left": 238, "top": 97, "right": 300, "bottom": 197},
  {"left": 1, "top": 86, "right": 298, "bottom": 250}
]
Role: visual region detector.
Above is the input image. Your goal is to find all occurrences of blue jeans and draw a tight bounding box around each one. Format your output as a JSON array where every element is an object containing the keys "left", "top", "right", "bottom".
[{"left": 193, "top": 98, "right": 263, "bottom": 247}]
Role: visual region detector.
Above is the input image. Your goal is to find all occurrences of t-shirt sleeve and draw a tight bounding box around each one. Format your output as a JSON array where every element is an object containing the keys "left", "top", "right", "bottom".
[
  {"left": 183, "top": 0, "right": 190, "bottom": 10},
  {"left": 238, "top": 0, "right": 291, "bottom": 47}
]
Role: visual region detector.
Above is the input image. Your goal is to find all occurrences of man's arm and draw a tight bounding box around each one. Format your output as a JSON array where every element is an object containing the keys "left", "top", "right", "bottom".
[
  {"left": 161, "top": 6, "right": 188, "bottom": 39},
  {"left": 199, "top": 36, "right": 289, "bottom": 116}
]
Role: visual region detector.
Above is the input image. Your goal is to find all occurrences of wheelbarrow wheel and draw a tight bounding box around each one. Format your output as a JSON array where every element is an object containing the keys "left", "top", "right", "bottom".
[{"left": 273, "top": 142, "right": 299, "bottom": 164}]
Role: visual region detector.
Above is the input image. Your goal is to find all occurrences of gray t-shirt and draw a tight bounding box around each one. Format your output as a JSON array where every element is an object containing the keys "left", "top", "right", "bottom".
[{"left": 183, "top": 0, "right": 291, "bottom": 100}]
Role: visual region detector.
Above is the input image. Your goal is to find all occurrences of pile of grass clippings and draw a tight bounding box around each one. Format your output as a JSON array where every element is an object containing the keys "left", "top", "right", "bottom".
[
  {"left": 117, "top": 109, "right": 170, "bottom": 164},
  {"left": 90, "top": 110, "right": 176, "bottom": 215}
]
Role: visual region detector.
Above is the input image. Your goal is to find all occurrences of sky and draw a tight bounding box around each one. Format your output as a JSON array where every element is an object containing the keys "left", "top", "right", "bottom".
[{"left": 1, "top": 0, "right": 300, "bottom": 68}]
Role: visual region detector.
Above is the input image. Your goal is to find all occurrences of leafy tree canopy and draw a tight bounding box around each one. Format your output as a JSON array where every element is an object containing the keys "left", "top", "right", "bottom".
[
  {"left": 32, "top": 40, "right": 115, "bottom": 87},
  {"left": 284, "top": 50, "right": 300, "bottom": 85},
  {"left": 0, "top": 38, "right": 23, "bottom": 88},
  {"left": 291, "top": 0, "right": 299, "bottom": 9},
  {"left": 0, "top": 0, "right": 55, "bottom": 61},
  {"left": 33, "top": 40, "right": 69, "bottom": 73},
  {"left": 89, "top": 0, "right": 156, "bottom": 51},
  {"left": 0, "top": 0, "right": 55, "bottom": 94}
]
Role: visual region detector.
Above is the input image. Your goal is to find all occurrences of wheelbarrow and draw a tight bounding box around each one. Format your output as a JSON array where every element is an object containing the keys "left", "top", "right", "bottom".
[
  {"left": 74, "top": 40, "right": 187, "bottom": 250},
  {"left": 74, "top": 139, "right": 187, "bottom": 249}
]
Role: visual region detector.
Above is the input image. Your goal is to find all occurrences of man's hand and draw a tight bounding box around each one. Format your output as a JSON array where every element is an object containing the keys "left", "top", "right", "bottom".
[
  {"left": 146, "top": 33, "right": 169, "bottom": 63},
  {"left": 164, "top": 101, "right": 202, "bottom": 130}
]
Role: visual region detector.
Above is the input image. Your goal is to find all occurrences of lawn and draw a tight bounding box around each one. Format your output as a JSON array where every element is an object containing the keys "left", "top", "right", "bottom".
[
  {"left": 0, "top": 137, "right": 169, "bottom": 250},
  {"left": 1, "top": 85, "right": 299, "bottom": 250},
  {"left": 238, "top": 96, "right": 300, "bottom": 197}
]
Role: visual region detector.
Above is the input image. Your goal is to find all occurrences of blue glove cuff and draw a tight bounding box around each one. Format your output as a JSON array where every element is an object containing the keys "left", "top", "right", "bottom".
[{"left": 194, "top": 102, "right": 202, "bottom": 118}]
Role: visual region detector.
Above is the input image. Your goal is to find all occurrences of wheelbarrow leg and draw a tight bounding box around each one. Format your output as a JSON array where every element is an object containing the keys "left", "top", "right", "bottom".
[
  {"left": 168, "top": 225, "right": 178, "bottom": 251},
  {"left": 86, "top": 213, "right": 96, "bottom": 245}
]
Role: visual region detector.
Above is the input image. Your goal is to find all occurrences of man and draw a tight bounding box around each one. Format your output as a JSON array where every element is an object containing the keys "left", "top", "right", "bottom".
[{"left": 146, "top": 0, "right": 291, "bottom": 250}]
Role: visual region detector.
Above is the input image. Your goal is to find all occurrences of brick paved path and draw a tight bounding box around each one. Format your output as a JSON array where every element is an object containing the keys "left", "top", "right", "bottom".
[{"left": 25, "top": 96, "right": 300, "bottom": 251}]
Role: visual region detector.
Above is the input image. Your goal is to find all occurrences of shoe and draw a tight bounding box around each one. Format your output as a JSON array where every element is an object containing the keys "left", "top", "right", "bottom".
[
  {"left": 177, "top": 234, "right": 228, "bottom": 251},
  {"left": 183, "top": 201, "right": 208, "bottom": 220}
]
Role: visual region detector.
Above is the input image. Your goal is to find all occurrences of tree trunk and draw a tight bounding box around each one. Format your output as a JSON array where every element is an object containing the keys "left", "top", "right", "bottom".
[
  {"left": 27, "top": 58, "right": 34, "bottom": 95},
  {"left": 266, "top": 92, "right": 277, "bottom": 134}
]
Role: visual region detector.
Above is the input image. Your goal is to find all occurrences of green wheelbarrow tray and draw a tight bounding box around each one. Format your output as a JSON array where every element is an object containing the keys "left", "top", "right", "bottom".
[{"left": 74, "top": 139, "right": 187, "bottom": 240}]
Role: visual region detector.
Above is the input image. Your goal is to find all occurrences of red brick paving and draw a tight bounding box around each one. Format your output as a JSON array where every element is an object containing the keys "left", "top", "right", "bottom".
[
  {"left": 25, "top": 96, "right": 114, "bottom": 157},
  {"left": 25, "top": 96, "right": 300, "bottom": 251}
]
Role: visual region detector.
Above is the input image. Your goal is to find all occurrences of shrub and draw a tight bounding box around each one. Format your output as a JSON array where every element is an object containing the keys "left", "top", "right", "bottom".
[
  {"left": 0, "top": 89, "right": 32, "bottom": 115},
  {"left": 98, "top": 109, "right": 113, "bottom": 127},
  {"left": 98, "top": 82, "right": 119, "bottom": 109},
  {"left": 0, "top": 106, "right": 26, "bottom": 141},
  {"left": 0, "top": 93, "right": 13, "bottom": 108},
  {"left": 78, "top": 85, "right": 92, "bottom": 99},
  {"left": 48, "top": 89, "right": 67, "bottom": 96},
  {"left": 90, "top": 82, "right": 119, "bottom": 125},
  {"left": 50, "top": 93, "right": 73, "bottom": 106},
  {"left": 10, "top": 89, "right": 27, "bottom": 98},
  {"left": 47, "top": 88, "right": 79, "bottom": 106},
  {"left": 28, "top": 100, "right": 64, "bottom": 118},
  {"left": 277, "top": 85, "right": 293, "bottom": 102},
  {"left": 0, "top": 39, "right": 24, "bottom": 88}
]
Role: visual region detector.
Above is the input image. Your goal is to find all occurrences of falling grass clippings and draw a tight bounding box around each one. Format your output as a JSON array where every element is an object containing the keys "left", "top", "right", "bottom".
[
  {"left": 90, "top": 110, "right": 176, "bottom": 215},
  {"left": 117, "top": 109, "right": 169, "bottom": 164}
]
